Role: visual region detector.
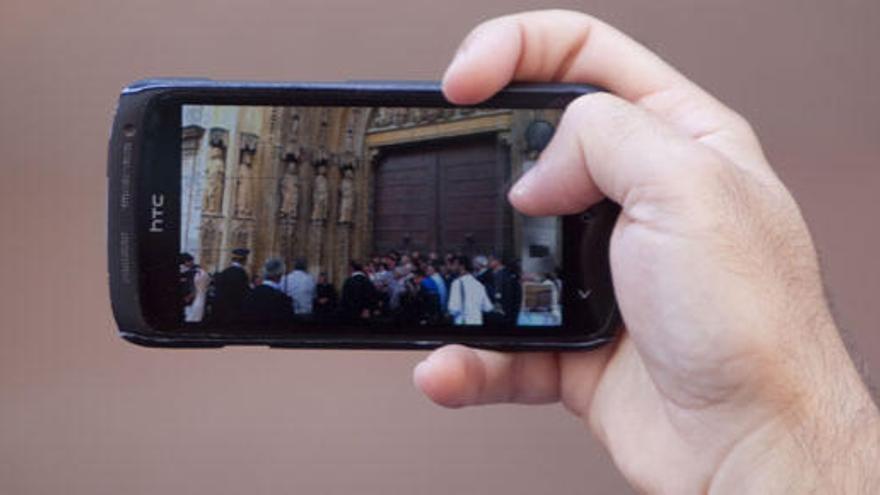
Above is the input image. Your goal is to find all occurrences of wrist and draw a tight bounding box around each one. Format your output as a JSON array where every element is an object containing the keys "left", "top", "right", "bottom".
[{"left": 709, "top": 345, "right": 880, "bottom": 494}]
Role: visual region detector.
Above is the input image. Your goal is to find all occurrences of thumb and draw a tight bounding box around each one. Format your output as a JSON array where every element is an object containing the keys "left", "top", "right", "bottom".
[{"left": 509, "top": 92, "right": 730, "bottom": 218}]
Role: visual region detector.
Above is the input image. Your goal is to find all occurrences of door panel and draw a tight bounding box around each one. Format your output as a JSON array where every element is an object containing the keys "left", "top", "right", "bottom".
[
  {"left": 373, "top": 150, "right": 436, "bottom": 255},
  {"left": 373, "top": 134, "right": 511, "bottom": 258}
]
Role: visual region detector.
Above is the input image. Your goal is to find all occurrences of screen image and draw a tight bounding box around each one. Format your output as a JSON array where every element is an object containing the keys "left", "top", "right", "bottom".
[{"left": 179, "top": 104, "right": 564, "bottom": 329}]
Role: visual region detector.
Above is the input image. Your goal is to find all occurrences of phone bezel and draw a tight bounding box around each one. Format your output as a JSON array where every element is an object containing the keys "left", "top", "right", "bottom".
[{"left": 108, "top": 79, "right": 620, "bottom": 350}]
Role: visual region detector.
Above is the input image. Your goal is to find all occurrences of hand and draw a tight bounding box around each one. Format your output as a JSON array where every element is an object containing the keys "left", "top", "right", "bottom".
[{"left": 413, "top": 10, "right": 879, "bottom": 494}]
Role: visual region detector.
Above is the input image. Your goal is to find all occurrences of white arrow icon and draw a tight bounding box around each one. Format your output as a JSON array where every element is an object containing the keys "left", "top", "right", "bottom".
[{"left": 577, "top": 289, "right": 592, "bottom": 300}]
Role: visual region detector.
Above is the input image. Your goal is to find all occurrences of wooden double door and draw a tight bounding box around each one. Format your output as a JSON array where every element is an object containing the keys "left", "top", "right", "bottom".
[{"left": 372, "top": 133, "right": 513, "bottom": 258}]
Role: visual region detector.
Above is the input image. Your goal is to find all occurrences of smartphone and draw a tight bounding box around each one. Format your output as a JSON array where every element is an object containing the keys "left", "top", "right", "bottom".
[{"left": 107, "top": 78, "right": 620, "bottom": 350}]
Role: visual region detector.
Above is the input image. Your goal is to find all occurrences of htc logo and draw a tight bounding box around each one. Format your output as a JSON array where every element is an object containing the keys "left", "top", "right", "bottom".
[{"left": 149, "top": 194, "right": 165, "bottom": 233}]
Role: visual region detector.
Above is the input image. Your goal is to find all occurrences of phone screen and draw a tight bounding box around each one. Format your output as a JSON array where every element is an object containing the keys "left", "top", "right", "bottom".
[{"left": 177, "top": 104, "right": 568, "bottom": 331}]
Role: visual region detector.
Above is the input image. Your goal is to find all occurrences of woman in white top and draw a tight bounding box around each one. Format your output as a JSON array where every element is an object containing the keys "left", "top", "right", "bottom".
[{"left": 184, "top": 267, "right": 211, "bottom": 322}]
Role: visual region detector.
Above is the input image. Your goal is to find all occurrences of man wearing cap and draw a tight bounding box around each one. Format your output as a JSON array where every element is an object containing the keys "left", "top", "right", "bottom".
[
  {"left": 211, "top": 248, "right": 251, "bottom": 324},
  {"left": 240, "top": 258, "right": 295, "bottom": 325}
]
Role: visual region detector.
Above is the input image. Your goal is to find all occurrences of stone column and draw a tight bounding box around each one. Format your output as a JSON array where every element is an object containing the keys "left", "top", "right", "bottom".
[
  {"left": 199, "top": 127, "right": 229, "bottom": 272},
  {"left": 335, "top": 166, "right": 356, "bottom": 283},
  {"left": 229, "top": 132, "right": 259, "bottom": 274},
  {"left": 180, "top": 125, "right": 204, "bottom": 254},
  {"left": 278, "top": 142, "right": 302, "bottom": 267},
  {"left": 308, "top": 161, "right": 329, "bottom": 274}
]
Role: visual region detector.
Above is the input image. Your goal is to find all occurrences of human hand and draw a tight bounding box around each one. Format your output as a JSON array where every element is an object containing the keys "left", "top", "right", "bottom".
[{"left": 413, "top": 10, "right": 879, "bottom": 494}]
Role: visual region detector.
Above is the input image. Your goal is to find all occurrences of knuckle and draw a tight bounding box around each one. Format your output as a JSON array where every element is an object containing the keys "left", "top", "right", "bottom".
[{"left": 565, "top": 92, "right": 641, "bottom": 138}]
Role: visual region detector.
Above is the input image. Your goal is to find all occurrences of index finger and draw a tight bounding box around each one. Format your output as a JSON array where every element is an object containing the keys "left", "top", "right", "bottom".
[{"left": 442, "top": 9, "right": 758, "bottom": 158}]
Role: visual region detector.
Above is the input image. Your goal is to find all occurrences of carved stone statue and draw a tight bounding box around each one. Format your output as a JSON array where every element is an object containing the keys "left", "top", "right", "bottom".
[
  {"left": 422, "top": 108, "right": 440, "bottom": 123},
  {"left": 344, "top": 127, "right": 355, "bottom": 152},
  {"left": 339, "top": 128, "right": 358, "bottom": 170},
  {"left": 311, "top": 164, "right": 329, "bottom": 222},
  {"left": 338, "top": 168, "right": 355, "bottom": 224},
  {"left": 373, "top": 107, "right": 392, "bottom": 128},
  {"left": 234, "top": 151, "right": 254, "bottom": 217},
  {"left": 391, "top": 108, "right": 407, "bottom": 126},
  {"left": 289, "top": 113, "right": 300, "bottom": 138},
  {"left": 234, "top": 133, "right": 259, "bottom": 218},
  {"left": 278, "top": 161, "right": 299, "bottom": 219},
  {"left": 203, "top": 145, "right": 226, "bottom": 214},
  {"left": 284, "top": 113, "right": 304, "bottom": 163}
]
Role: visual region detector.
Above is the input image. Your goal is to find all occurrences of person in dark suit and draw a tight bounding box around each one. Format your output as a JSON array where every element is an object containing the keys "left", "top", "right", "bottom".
[
  {"left": 489, "top": 255, "right": 522, "bottom": 326},
  {"left": 473, "top": 255, "right": 494, "bottom": 297},
  {"left": 340, "top": 260, "right": 379, "bottom": 323},
  {"left": 211, "top": 248, "right": 251, "bottom": 324},
  {"left": 240, "top": 257, "right": 295, "bottom": 326},
  {"left": 314, "top": 272, "right": 338, "bottom": 322},
  {"left": 408, "top": 268, "right": 442, "bottom": 325}
]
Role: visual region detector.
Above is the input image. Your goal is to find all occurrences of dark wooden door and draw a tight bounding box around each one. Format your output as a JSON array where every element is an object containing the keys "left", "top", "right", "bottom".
[
  {"left": 373, "top": 147, "right": 437, "bottom": 255},
  {"left": 373, "top": 134, "right": 512, "bottom": 258}
]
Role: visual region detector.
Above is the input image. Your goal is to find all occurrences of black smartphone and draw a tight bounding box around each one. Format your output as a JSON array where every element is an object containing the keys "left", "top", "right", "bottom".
[{"left": 107, "top": 79, "right": 620, "bottom": 350}]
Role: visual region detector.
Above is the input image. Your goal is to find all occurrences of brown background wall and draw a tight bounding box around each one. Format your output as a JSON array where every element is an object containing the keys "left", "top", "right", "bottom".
[{"left": 1, "top": 0, "right": 877, "bottom": 493}]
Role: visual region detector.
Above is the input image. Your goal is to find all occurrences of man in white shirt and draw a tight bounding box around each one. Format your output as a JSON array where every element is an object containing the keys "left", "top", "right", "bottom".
[
  {"left": 282, "top": 258, "right": 316, "bottom": 316},
  {"left": 447, "top": 255, "right": 493, "bottom": 325}
]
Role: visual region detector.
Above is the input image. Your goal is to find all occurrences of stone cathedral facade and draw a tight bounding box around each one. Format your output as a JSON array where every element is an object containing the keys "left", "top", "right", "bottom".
[{"left": 181, "top": 105, "right": 563, "bottom": 286}]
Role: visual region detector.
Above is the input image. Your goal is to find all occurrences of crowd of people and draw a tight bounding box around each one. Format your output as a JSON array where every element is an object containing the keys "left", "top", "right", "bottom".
[{"left": 178, "top": 248, "right": 562, "bottom": 328}]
